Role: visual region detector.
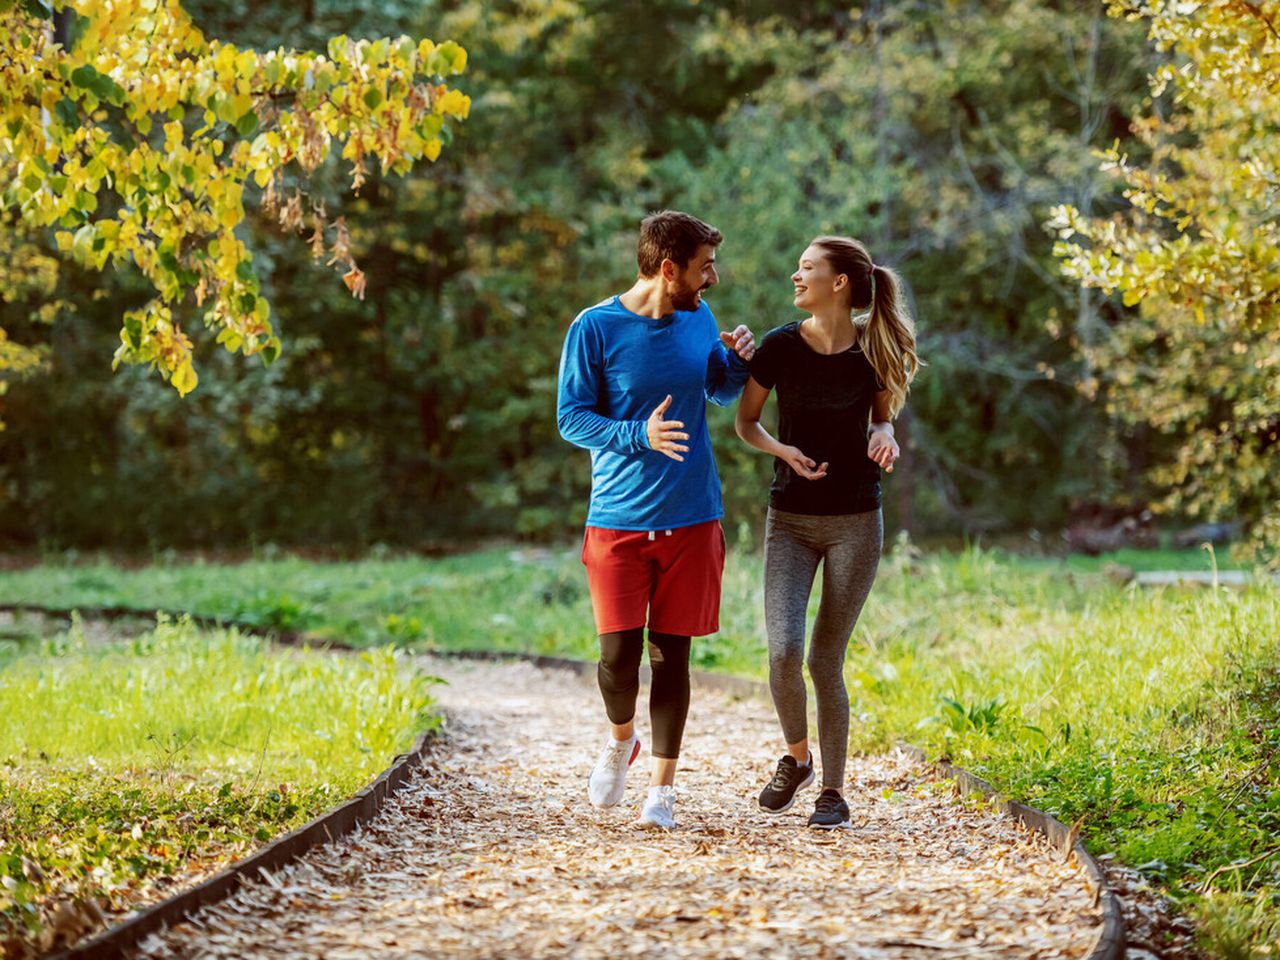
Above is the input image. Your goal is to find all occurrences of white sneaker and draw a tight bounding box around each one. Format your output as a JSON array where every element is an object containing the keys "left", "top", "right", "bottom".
[
  {"left": 588, "top": 734, "right": 641, "bottom": 807},
  {"left": 638, "top": 785, "right": 677, "bottom": 830}
]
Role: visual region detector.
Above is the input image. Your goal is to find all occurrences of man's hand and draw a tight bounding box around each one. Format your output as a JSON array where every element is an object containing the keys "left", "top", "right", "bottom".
[
  {"left": 867, "top": 426, "right": 899, "bottom": 473},
  {"left": 719, "top": 324, "right": 756, "bottom": 362},
  {"left": 781, "top": 445, "right": 828, "bottom": 480},
  {"left": 646, "top": 395, "right": 690, "bottom": 462}
]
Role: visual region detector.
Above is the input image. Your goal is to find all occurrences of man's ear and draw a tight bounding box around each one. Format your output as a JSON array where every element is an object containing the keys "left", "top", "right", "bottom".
[{"left": 660, "top": 258, "right": 679, "bottom": 282}]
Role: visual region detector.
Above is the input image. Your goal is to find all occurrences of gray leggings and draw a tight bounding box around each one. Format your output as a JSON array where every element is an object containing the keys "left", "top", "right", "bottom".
[{"left": 764, "top": 507, "right": 882, "bottom": 790}]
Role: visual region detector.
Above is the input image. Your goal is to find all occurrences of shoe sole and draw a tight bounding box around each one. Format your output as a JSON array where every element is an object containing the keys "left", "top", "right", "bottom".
[
  {"left": 588, "top": 738, "right": 642, "bottom": 808},
  {"left": 636, "top": 817, "right": 675, "bottom": 830},
  {"left": 807, "top": 819, "right": 851, "bottom": 830},
  {"left": 758, "top": 768, "right": 815, "bottom": 814}
]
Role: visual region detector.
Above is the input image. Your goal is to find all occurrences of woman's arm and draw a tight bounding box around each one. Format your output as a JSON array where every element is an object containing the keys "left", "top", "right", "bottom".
[
  {"left": 867, "top": 390, "right": 900, "bottom": 473},
  {"left": 735, "top": 377, "right": 828, "bottom": 480}
]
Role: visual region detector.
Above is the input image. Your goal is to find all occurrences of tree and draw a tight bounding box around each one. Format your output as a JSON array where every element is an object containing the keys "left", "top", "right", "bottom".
[
  {"left": 0, "top": 0, "right": 470, "bottom": 396},
  {"left": 672, "top": 0, "right": 1148, "bottom": 536},
  {"left": 0, "top": 1, "right": 1171, "bottom": 549},
  {"left": 0, "top": 207, "right": 57, "bottom": 423},
  {"left": 1051, "top": 0, "right": 1280, "bottom": 564}
]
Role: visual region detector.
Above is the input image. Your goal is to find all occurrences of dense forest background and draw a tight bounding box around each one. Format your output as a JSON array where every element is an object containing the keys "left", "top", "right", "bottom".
[{"left": 1, "top": 1, "right": 1161, "bottom": 549}]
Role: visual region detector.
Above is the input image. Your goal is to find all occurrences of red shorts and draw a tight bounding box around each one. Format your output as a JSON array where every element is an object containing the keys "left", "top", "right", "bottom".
[{"left": 581, "top": 520, "right": 725, "bottom": 637}]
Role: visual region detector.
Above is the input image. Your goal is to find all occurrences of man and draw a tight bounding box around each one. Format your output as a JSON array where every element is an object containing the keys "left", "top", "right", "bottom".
[{"left": 556, "top": 210, "right": 755, "bottom": 829}]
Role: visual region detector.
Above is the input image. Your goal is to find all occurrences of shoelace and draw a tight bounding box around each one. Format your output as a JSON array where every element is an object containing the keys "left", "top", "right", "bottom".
[
  {"left": 650, "top": 788, "right": 676, "bottom": 814},
  {"left": 598, "top": 740, "right": 631, "bottom": 774},
  {"left": 814, "top": 792, "right": 843, "bottom": 814},
  {"left": 768, "top": 757, "right": 801, "bottom": 790}
]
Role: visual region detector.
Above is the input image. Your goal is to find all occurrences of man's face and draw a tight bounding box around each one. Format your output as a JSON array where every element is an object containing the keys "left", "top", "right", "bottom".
[{"left": 669, "top": 244, "right": 719, "bottom": 312}]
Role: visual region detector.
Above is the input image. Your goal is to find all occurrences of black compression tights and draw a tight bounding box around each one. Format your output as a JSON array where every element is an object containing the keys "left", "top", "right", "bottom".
[{"left": 596, "top": 628, "right": 692, "bottom": 760}]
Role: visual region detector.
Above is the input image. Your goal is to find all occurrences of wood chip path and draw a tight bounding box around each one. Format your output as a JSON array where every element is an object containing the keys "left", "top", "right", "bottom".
[{"left": 133, "top": 657, "right": 1103, "bottom": 959}]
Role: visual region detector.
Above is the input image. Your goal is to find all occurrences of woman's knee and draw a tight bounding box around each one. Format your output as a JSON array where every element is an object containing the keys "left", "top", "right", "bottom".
[
  {"left": 807, "top": 644, "right": 848, "bottom": 679},
  {"left": 769, "top": 642, "right": 805, "bottom": 676}
]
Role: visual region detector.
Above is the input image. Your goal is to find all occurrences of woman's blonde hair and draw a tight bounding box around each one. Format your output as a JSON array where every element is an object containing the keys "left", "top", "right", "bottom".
[{"left": 810, "top": 235, "right": 922, "bottom": 417}]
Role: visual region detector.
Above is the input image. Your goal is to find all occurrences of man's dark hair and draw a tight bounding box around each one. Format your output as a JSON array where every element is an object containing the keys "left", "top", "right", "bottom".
[{"left": 636, "top": 210, "right": 723, "bottom": 277}]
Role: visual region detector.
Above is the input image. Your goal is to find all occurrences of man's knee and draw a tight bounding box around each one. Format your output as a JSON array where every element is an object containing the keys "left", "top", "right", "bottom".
[
  {"left": 647, "top": 632, "right": 690, "bottom": 674},
  {"left": 598, "top": 629, "right": 643, "bottom": 683}
]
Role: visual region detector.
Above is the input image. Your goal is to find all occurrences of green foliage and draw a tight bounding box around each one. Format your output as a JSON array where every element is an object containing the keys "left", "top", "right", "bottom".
[
  {"left": 0, "top": 615, "right": 437, "bottom": 948},
  {"left": 1052, "top": 0, "right": 1280, "bottom": 567},
  {"left": 1193, "top": 885, "right": 1280, "bottom": 960},
  {"left": 839, "top": 539, "right": 1280, "bottom": 937},
  {"left": 938, "top": 694, "right": 1005, "bottom": 735},
  {"left": 672, "top": 1, "right": 1151, "bottom": 533},
  {"left": 0, "top": 0, "right": 1167, "bottom": 549},
  {"left": 229, "top": 590, "right": 320, "bottom": 631}
]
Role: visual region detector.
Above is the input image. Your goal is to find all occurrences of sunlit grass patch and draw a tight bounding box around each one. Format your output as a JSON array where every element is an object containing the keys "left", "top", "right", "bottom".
[{"left": 0, "top": 615, "right": 437, "bottom": 951}]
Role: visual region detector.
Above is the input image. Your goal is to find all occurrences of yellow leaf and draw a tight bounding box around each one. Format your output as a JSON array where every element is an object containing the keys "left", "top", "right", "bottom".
[
  {"left": 438, "top": 89, "right": 470, "bottom": 118},
  {"left": 219, "top": 182, "right": 244, "bottom": 229},
  {"left": 171, "top": 357, "right": 198, "bottom": 396}
]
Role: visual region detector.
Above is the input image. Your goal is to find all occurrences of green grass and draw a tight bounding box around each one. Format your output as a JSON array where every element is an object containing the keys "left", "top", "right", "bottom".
[
  {"left": 1047, "top": 543, "right": 1246, "bottom": 573},
  {"left": 0, "top": 549, "right": 601, "bottom": 658},
  {"left": 1, "top": 542, "right": 1277, "bottom": 955},
  {"left": 0, "top": 615, "right": 436, "bottom": 950}
]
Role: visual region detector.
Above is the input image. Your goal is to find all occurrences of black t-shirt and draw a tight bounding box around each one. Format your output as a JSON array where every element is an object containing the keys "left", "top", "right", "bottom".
[{"left": 749, "top": 321, "right": 883, "bottom": 516}]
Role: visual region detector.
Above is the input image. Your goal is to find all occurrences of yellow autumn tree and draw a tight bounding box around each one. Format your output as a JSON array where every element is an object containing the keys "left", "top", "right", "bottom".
[
  {"left": 1050, "top": 0, "right": 1280, "bottom": 565},
  {"left": 0, "top": 0, "right": 470, "bottom": 396},
  {"left": 0, "top": 205, "right": 57, "bottom": 423}
]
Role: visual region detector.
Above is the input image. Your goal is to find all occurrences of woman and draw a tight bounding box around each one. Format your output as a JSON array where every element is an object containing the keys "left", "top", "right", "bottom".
[{"left": 736, "top": 236, "right": 920, "bottom": 829}]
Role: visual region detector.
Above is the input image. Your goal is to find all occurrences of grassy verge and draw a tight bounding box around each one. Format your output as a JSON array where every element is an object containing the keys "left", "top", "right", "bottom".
[
  {"left": 0, "top": 615, "right": 436, "bottom": 956},
  {"left": 0, "top": 542, "right": 1276, "bottom": 954},
  {"left": 850, "top": 544, "right": 1279, "bottom": 956}
]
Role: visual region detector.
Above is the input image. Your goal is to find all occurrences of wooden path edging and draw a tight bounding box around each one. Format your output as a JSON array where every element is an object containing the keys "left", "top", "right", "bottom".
[
  {"left": 901, "top": 750, "right": 1126, "bottom": 960},
  {"left": 8, "top": 604, "right": 1123, "bottom": 959},
  {"left": 0, "top": 603, "right": 406, "bottom": 960},
  {"left": 51, "top": 731, "right": 435, "bottom": 960}
]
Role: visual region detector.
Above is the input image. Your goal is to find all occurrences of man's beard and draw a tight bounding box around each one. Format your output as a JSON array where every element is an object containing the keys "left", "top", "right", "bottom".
[{"left": 671, "top": 282, "right": 706, "bottom": 313}]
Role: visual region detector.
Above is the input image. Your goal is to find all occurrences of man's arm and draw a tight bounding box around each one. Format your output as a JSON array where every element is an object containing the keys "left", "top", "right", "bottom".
[
  {"left": 557, "top": 319, "right": 650, "bottom": 453},
  {"left": 705, "top": 325, "right": 755, "bottom": 406}
]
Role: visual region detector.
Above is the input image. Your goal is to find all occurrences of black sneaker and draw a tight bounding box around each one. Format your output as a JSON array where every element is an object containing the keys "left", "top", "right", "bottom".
[
  {"left": 758, "top": 754, "right": 815, "bottom": 813},
  {"left": 807, "top": 788, "right": 851, "bottom": 829}
]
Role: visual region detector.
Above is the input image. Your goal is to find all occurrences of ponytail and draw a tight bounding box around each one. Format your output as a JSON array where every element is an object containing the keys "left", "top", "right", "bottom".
[
  {"left": 865, "top": 262, "right": 920, "bottom": 418},
  {"left": 810, "top": 236, "right": 922, "bottom": 417}
]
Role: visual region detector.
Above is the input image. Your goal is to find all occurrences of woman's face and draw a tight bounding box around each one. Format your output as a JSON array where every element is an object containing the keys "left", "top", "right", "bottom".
[{"left": 791, "top": 245, "right": 846, "bottom": 312}]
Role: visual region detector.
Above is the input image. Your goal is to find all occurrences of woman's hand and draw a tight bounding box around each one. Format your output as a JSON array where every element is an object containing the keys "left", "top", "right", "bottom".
[
  {"left": 781, "top": 445, "right": 828, "bottom": 480},
  {"left": 867, "top": 426, "right": 899, "bottom": 473}
]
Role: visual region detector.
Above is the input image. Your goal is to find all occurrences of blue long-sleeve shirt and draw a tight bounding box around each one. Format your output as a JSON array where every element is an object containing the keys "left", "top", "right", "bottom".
[{"left": 557, "top": 295, "right": 749, "bottom": 530}]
